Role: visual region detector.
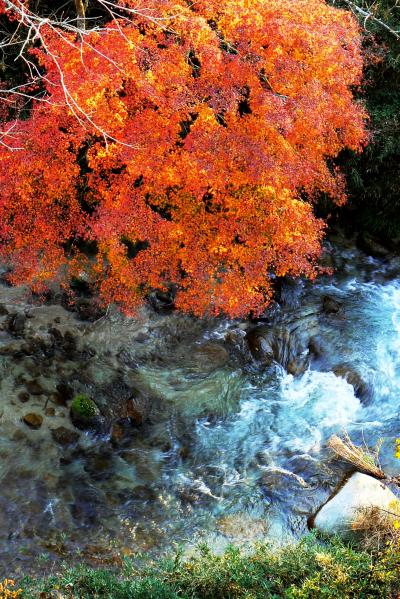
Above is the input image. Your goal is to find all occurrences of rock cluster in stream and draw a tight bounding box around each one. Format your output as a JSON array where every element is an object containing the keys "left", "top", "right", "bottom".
[
  {"left": 0, "top": 228, "right": 393, "bottom": 452},
  {"left": 1, "top": 227, "right": 400, "bottom": 576},
  {"left": 0, "top": 293, "right": 155, "bottom": 449}
]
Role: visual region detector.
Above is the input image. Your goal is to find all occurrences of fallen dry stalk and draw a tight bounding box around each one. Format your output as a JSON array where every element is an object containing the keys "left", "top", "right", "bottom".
[
  {"left": 328, "top": 433, "right": 385, "bottom": 479},
  {"left": 351, "top": 504, "right": 400, "bottom": 549}
]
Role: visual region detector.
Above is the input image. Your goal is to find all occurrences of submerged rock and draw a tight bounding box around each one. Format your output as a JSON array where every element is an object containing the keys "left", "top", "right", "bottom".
[
  {"left": 246, "top": 309, "right": 319, "bottom": 375},
  {"left": 25, "top": 379, "right": 44, "bottom": 395},
  {"left": 22, "top": 413, "right": 43, "bottom": 429},
  {"left": 333, "top": 364, "right": 372, "bottom": 404},
  {"left": 275, "top": 276, "right": 304, "bottom": 310},
  {"left": 51, "top": 426, "right": 80, "bottom": 446},
  {"left": 192, "top": 342, "right": 229, "bottom": 370},
  {"left": 18, "top": 391, "right": 30, "bottom": 403},
  {"left": 8, "top": 312, "right": 26, "bottom": 335},
  {"left": 70, "top": 394, "right": 102, "bottom": 431},
  {"left": 358, "top": 233, "right": 390, "bottom": 259},
  {"left": 313, "top": 472, "right": 400, "bottom": 538},
  {"left": 322, "top": 296, "right": 342, "bottom": 315},
  {"left": 98, "top": 378, "right": 151, "bottom": 426},
  {"left": 246, "top": 327, "right": 274, "bottom": 365}
]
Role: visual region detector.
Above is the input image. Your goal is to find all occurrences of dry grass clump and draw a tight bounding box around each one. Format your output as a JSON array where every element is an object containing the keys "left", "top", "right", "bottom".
[
  {"left": 327, "top": 433, "right": 385, "bottom": 479},
  {"left": 351, "top": 502, "right": 400, "bottom": 550}
]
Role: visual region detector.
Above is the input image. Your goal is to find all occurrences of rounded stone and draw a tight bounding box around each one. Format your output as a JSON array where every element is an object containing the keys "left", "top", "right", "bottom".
[
  {"left": 51, "top": 426, "right": 80, "bottom": 446},
  {"left": 313, "top": 472, "right": 400, "bottom": 538},
  {"left": 22, "top": 413, "right": 43, "bottom": 429},
  {"left": 70, "top": 394, "right": 102, "bottom": 431}
]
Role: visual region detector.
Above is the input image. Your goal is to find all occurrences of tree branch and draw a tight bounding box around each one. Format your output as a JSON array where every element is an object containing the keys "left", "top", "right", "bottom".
[{"left": 343, "top": 0, "right": 400, "bottom": 39}]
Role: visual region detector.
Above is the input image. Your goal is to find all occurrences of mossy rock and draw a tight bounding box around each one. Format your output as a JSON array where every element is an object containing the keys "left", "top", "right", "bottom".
[{"left": 70, "top": 394, "right": 101, "bottom": 431}]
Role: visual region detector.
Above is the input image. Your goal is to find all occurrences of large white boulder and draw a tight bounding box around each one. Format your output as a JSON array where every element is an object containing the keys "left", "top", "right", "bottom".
[{"left": 313, "top": 472, "right": 400, "bottom": 537}]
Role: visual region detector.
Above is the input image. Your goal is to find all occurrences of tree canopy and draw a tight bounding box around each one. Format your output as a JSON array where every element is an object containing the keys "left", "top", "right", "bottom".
[{"left": 0, "top": 0, "right": 367, "bottom": 316}]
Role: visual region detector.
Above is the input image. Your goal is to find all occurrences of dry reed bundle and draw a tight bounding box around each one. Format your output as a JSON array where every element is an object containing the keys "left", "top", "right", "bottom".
[
  {"left": 327, "top": 433, "right": 385, "bottom": 479},
  {"left": 351, "top": 504, "right": 400, "bottom": 549}
]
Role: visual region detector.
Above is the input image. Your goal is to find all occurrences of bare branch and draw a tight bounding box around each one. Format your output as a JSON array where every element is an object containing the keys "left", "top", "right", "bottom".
[{"left": 343, "top": 0, "right": 400, "bottom": 39}]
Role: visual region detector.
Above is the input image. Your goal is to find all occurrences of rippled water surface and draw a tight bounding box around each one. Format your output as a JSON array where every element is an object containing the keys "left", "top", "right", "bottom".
[{"left": 1, "top": 241, "right": 400, "bottom": 576}]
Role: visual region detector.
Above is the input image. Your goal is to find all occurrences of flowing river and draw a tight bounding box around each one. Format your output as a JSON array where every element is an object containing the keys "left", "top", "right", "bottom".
[{"left": 1, "top": 234, "right": 400, "bottom": 577}]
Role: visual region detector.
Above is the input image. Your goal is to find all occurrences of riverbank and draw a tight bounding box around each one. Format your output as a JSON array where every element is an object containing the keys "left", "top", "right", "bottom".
[{"left": 15, "top": 535, "right": 400, "bottom": 598}]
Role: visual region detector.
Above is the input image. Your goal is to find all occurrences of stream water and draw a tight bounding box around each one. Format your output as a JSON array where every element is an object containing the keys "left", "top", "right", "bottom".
[{"left": 1, "top": 236, "right": 400, "bottom": 577}]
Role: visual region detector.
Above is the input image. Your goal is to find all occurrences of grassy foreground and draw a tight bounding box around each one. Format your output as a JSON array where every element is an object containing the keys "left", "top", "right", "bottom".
[{"left": 14, "top": 536, "right": 400, "bottom": 599}]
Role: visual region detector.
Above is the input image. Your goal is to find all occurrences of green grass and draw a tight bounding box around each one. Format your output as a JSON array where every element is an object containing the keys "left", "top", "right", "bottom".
[{"left": 18, "top": 535, "right": 400, "bottom": 599}]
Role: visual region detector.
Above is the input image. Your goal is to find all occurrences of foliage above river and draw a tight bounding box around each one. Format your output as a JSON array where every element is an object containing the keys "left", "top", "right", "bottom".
[{"left": 0, "top": 0, "right": 366, "bottom": 316}]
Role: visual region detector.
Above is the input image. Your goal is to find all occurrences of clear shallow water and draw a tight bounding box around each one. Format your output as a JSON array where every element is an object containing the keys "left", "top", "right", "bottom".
[{"left": 1, "top": 244, "right": 400, "bottom": 576}]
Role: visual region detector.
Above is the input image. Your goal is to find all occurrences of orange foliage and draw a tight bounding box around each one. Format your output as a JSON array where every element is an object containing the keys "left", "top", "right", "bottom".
[{"left": 0, "top": 0, "right": 367, "bottom": 316}]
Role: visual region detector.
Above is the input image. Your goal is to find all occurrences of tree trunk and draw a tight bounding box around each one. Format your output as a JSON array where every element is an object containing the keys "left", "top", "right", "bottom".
[{"left": 74, "top": 0, "right": 86, "bottom": 30}]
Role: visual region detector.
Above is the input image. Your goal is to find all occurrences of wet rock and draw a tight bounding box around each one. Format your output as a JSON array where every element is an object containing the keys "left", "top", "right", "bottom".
[
  {"left": 75, "top": 298, "right": 105, "bottom": 322},
  {"left": 56, "top": 382, "right": 74, "bottom": 403},
  {"left": 126, "top": 397, "right": 149, "bottom": 425},
  {"left": 45, "top": 407, "right": 55, "bottom": 417},
  {"left": 70, "top": 394, "right": 102, "bottom": 431},
  {"left": 358, "top": 233, "right": 390, "bottom": 258},
  {"left": 99, "top": 378, "right": 151, "bottom": 426},
  {"left": 8, "top": 313, "right": 26, "bottom": 335},
  {"left": 71, "top": 488, "right": 99, "bottom": 525},
  {"left": 23, "top": 360, "right": 41, "bottom": 377},
  {"left": 287, "top": 359, "right": 308, "bottom": 376},
  {"left": 148, "top": 289, "right": 175, "bottom": 313},
  {"left": 51, "top": 426, "right": 80, "bottom": 446},
  {"left": 178, "top": 488, "right": 199, "bottom": 504},
  {"left": 318, "top": 245, "right": 335, "bottom": 269},
  {"left": 134, "top": 331, "right": 149, "bottom": 343},
  {"left": 61, "top": 331, "right": 77, "bottom": 355},
  {"left": 110, "top": 419, "right": 136, "bottom": 446},
  {"left": 247, "top": 312, "right": 318, "bottom": 375},
  {"left": 110, "top": 422, "right": 125, "bottom": 445},
  {"left": 224, "top": 328, "right": 252, "bottom": 362},
  {"left": 192, "top": 342, "right": 229, "bottom": 371},
  {"left": 25, "top": 379, "right": 44, "bottom": 395},
  {"left": 12, "top": 429, "right": 26, "bottom": 442},
  {"left": 333, "top": 364, "right": 372, "bottom": 403},
  {"left": 322, "top": 296, "right": 342, "bottom": 315},
  {"left": 48, "top": 327, "right": 63, "bottom": 343},
  {"left": 22, "top": 413, "right": 43, "bottom": 429},
  {"left": 275, "top": 276, "right": 304, "bottom": 310},
  {"left": 0, "top": 304, "right": 9, "bottom": 316},
  {"left": 0, "top": 341, "right": 23, "bottom": 356},
  {"left": 246, "top": 328, "right": 274, "bottom": 365},
  {"left": 313, "top": 472, "right": 400, "bottom": 538},
  {"left": 251, "top": 301, "right": 281, "bottom": 323},
  {"left": 131, "top": 485, "right": 157, "bottom": 501},
  {"left": 308, "top": 335, "right": 326, "bottom": 358},
  {"left": 83, "top": 450, "right": 114, "bottom": 481},
  {"left": 179, "top": 445, "right": 190, "bottom": 460},
  {"left": 51, "top": 392, "right": 67, "bottom": 407},
  {"left": 217, "top": 514, "right": 268, "bottom": 541},
  {"left": 18, "top": 391, "right": 30, "bottom": 403},
  {"left": 19, "top": 342, "right": 34, "bottom": 355}
]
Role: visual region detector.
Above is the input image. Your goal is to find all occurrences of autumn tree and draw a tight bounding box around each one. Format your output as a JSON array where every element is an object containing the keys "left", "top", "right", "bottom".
[{"left": 0, "top": 0, "right": 367, "bottom": 317}]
